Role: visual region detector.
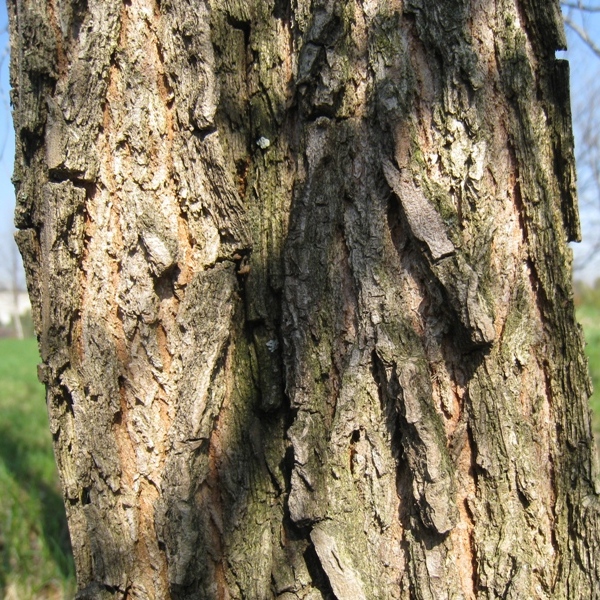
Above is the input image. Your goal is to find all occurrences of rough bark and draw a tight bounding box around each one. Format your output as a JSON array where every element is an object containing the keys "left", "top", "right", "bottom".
[{"left": 8, "top": 0, "right": 600, "bottom": 598}]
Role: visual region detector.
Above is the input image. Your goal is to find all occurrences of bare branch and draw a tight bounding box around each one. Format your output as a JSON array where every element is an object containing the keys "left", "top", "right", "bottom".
[
  {"left": 563, "top": 13, "right": 600, "bottom": 57},
  {"left": 561, "top": 2, "right": 600, "bottom": 12}
]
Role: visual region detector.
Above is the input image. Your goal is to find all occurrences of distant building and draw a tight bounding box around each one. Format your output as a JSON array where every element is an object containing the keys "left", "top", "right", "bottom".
[{"left": 0, "top": 290, "right": 31, "bottom": 325}]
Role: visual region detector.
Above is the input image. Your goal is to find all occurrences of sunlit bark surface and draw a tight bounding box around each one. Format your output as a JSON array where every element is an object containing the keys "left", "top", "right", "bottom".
[{"left": 8, "top": 0, "right": 600, "bottom": 597}]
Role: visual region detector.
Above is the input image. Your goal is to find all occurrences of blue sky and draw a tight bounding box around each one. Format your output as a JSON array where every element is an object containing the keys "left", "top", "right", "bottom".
[
  {"left": 0, "top": 1, "right": 16, "bottom": 288},
  {"left": 561, "top": 4, "right": 600, "bottom": 283},
  {"left": 0, "top": 5, "right": 599, "bottom": 285}
]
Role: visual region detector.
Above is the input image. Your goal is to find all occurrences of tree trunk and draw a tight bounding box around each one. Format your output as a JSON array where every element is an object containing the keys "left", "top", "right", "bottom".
[
  {"left": 10, "top": 244, "right": 24, "bottom": 340},
  {"left": 8, "top": 0, "right": 600, "bottom": 597}
]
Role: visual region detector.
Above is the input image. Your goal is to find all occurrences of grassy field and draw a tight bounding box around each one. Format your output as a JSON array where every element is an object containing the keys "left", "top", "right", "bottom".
[
  {"left": 577, "top": 302, "right": 600, "bottom": 447},
  {"left": 0, "top": 338, "right": 75, "bottom": 600}
]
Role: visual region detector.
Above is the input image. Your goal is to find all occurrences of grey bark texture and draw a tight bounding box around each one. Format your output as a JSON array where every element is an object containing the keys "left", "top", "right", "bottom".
[{"left": 8, "top": 0, "right": 600, "bottom": 598}]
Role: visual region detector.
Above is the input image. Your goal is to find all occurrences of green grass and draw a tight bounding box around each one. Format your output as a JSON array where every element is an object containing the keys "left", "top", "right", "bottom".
[
  {"left": 0, "top": 338, "right": 75, "bottom": 600},
  {"left": 574, "top": 280, "right": 600, "bottom": 449},
  {"left": 578, "top": 303, "right": 600, "bottom": 447}
]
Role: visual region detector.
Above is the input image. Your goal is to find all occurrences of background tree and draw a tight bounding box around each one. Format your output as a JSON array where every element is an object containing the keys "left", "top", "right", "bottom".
[
  {"left": 6, "top": 238, "right": 24, "bottom": 338},
  {"left": 559, "top": 0, "right": 600, "bottom": 277},
  {"left": 571, "top": 82, "right": 600, "bottom": 266},
  {"left": 562, "top": 1, "right": 600, "bottom": 56},
  {"left": 8, "top": 0, "right": 600, "bottom": 598}
]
